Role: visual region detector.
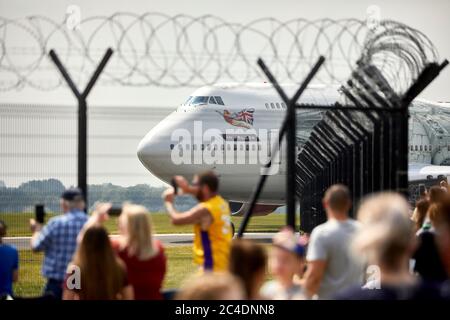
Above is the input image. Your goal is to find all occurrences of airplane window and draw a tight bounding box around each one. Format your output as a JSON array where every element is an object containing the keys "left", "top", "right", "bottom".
[
  {"left": 276, "top": 103, "right": 280, "bottom": 109},
  {"left": 209, "top": 96, "right": 217, "bottom": 104},
  {"left": 410, "top": 145, "right": 413, "bottom": 151},
  {"left": 190, "top": 96, "right": 208, "bottom": 106},
  {"left": 420, "top": 145, "right": 422, "bottom": 151},
  {"left": 215, "top": 96, "right": 225, "bottom": 105},
  {"left": 246, "top": 145, "right": 249, "bottom": 151},
  {"left": 282, "top": 102, "right": 286, "bottom": 109},
  {"left": 415, "top": 145, "right": 418, "bottom": 151},
  {"left": 265, "top": 103, "right": 269, "bottom": 109},
  {"left": 183, "top": 96, "right": 193, "bottom": 106},
  {"left": 270, "top": 103, "right": 275, "bottom": 109},
  {"left": 201, "top": 144, "right": 205, "bottom": 150},
  {"left": 170, "top": 144, "right": 174, "bottom": 150},
  {"left": 234, "top": 145, "right": 237, "bottom": 151},
  {"left": 193, "top": 144, "right": 197, "bottom": 151}
]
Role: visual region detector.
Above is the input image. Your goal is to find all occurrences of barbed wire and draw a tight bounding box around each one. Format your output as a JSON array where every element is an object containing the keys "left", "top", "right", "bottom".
[{"left": 0, "top": 13, "right": 439, "bottom": 92}]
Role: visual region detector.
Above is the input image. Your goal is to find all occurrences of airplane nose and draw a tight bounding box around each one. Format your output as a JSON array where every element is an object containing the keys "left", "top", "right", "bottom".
[{"left": 137, "top": 114, "right": 175, "bottom": 182}]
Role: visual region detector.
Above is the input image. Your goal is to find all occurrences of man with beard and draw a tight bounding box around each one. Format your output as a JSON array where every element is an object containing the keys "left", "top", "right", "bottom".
[{"left": 163, "top": 170, "right": 232, "bottom": 272}]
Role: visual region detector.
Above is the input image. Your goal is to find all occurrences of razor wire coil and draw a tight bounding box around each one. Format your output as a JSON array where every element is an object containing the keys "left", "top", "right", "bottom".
[{"left": 0, "top": 13, "right": 439, "bottom": 93}]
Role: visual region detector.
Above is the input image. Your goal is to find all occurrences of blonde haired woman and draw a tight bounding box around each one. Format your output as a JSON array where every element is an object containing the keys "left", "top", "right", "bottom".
[{"left": 112, "top": 203, "right": 167, "bottom": 300}]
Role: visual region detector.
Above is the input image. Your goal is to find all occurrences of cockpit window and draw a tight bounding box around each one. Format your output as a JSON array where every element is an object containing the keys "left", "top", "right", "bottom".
[
  {"left": 190, "top": 96, "right": 209, "bottom": 106},
  {"left": 184, "top": 95, "right": 225, "bottom": 106},
  {"left": 214, "top": 96, "right": 224, "bottom": 105},
  {"left": 183, "top": 96, "right": 193, "bottom": 106},
  {"left": 209, "top": 96, "right": 217, "bottom": 104}
]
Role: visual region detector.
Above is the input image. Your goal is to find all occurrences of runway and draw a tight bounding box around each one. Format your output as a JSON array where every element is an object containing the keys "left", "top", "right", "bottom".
[{"left": 3, "top": 232, "right": 275, "bottom": 250}]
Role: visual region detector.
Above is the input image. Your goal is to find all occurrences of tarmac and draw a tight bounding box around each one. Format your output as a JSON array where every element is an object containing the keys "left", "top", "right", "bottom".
[{"left": 3, "top": 232, "right": 275, "bottom": 250}]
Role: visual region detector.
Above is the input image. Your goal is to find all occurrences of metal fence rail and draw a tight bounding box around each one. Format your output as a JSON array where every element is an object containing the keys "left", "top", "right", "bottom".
[{"left": 297, "top": 60, "right": 448, "bottom": 232}]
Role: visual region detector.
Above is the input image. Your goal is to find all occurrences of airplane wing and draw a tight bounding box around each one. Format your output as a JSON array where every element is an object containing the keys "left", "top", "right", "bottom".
[{"left": 409, "top": 163, "right": 450, "bottom": 181}]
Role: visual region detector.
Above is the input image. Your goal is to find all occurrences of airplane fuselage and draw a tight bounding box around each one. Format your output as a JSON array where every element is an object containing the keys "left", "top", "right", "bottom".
[{"left": 137, "top": 84, "right": 450, "bottom": 206}]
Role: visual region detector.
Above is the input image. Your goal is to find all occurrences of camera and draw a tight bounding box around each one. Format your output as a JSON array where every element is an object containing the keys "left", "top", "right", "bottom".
[
  {"left": 35, "top": 204, "right": 46, "bottom": 224},
  {"left": 107, "top": 206, "right": 123, "bottom": 216},
  {"left": 171, "top": 177, "right": 179, "bottom": 195}
]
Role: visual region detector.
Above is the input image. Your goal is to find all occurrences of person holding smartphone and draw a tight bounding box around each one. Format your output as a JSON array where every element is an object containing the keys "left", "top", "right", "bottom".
[
  {"left": 29, "top": 188, "right": 88, "bottom": 299},
  {"left": 162, "top": 170, "right": 233, "bottom": 272}
]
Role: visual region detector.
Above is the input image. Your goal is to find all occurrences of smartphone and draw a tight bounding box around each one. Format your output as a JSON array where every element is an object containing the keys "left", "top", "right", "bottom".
[
  {"left": 171, "top": 177, "right": 178, "bottom": 195},
  {"left": 35, "top": 204, "right": 45, "bottom": 224},
  {"left": 107, "top": 206, "right": 122, "bottom": 216},
  {"left": 418, "top": 184, "right": 426, "bottom": 197}
]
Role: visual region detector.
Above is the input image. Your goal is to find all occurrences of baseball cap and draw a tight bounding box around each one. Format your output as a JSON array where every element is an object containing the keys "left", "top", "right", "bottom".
[
  {"left": 273, "top": 227, "right": 305, "bottom": 257},
  {"left": 61, "top": 188, "right": 84, "bottom": 201}
]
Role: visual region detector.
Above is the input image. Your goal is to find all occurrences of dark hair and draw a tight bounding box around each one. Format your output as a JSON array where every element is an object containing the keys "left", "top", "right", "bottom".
[
  {"left": 436, "top": 198, "right": 450, "bottom": 232},
  {"left": 0, "top": 220, "right": 6, "bottom": 238},
  {"left": 323, "top": 184, "right": 351, "bottom": 212},
  {"left": 429, "top": 186, "right": 446, "bottom": 204},
  {"left": 229, "top": 239, "right": 267, "bottom": 299},
  {"left": 71, "top": 226, "right": 126, "bottom": 300},
  {"left": 197, "top": 170, "right": 219, "bottom": 193},
  {"left": 414, "top": 199, "right": 430, "bottom": 231}
]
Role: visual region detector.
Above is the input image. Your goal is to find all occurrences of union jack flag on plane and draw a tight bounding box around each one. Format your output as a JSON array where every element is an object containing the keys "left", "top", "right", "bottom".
[{"left": 216, "top": 108, "right": 255, "bottom": 129}]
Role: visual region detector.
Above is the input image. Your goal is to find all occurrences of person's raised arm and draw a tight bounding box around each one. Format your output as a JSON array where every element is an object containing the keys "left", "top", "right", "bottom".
[
  {"left": 173, "top": 175, "right": 197, "bottom": 195},
  {"left": 76, "top": 202, "right": 111, "bottom": 244},
  {"left": 162, "top": 188, "right": 210, "bottom": 226},
  {"left": 29, "top": 219, "right": 43, "bottom": 250}
]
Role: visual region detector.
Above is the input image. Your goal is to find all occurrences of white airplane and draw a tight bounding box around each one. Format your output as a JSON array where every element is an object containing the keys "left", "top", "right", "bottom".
[{"left": 137, "top": 83, "right": 450, "bottom": 215}]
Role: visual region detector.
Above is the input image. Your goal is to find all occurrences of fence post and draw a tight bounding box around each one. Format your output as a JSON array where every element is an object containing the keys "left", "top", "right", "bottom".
[{"left": 49, "top": 48, "right": 113, "bottom": 208}]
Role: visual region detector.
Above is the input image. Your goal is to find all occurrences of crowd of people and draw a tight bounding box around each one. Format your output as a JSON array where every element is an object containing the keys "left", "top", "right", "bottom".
[{"left": 1, "top": 170, "right": 450, "bottom": 300}]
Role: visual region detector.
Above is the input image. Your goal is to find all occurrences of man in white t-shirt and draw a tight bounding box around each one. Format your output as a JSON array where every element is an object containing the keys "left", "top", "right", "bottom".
[{"left": 304, "top": 184, "right": 363, "bottom": 299}]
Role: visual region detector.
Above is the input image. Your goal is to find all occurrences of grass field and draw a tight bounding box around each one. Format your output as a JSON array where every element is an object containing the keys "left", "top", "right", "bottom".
[
  {"left": 13, "top": 246, "right": 198, "bottom": 297},
  {"left": 1, "top": 212, "right": 288, "bottom": 237},
  {"left": 5, "top": 212, "right": 285, "bottom": 297},
  {"left": 14, "top": 245, "right": 273, "bottom": 298}
]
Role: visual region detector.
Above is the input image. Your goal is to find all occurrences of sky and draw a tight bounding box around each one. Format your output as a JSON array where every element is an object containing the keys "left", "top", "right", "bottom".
[
  {"left": 1, "top": 0, "right": 449, "bottom": 106},
  {"left": 1, "top": 0, "right": 450, "bottom": 188}
]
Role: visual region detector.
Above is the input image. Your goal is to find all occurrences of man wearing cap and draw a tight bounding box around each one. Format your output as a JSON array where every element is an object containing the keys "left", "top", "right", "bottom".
[
  {"left": 29, "top": 188, "right": 88, "bottom": 299},
  {"left": 260, "top": 228, "right": 306, "bottom": 300}
]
